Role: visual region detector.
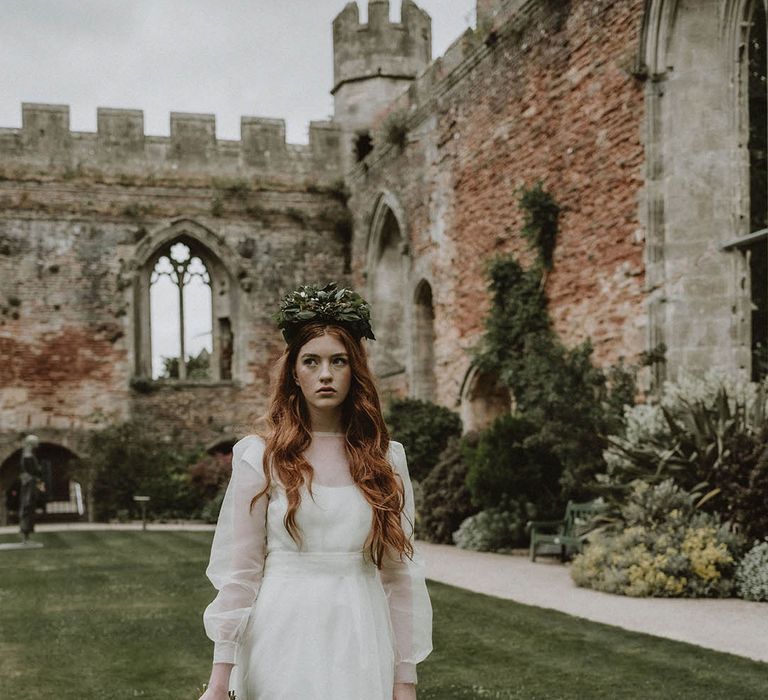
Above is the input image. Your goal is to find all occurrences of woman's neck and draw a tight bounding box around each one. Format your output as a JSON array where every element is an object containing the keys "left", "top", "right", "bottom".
[{"left": 308, "top": 407, "right": 343, "bottom": 434}]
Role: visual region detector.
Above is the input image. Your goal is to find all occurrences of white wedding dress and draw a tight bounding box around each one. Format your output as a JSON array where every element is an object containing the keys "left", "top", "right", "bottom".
[{"left": 203, "top": 432, "right": 433, "bottom": 699}]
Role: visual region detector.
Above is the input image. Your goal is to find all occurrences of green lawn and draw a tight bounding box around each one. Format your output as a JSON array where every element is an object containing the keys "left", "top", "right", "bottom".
[{"left": 0, "top": 530, "right": 766, "bottom": 699}]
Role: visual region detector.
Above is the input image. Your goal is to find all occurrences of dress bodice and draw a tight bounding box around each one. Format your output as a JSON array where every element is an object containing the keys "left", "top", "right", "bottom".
[
  {"left": 267, "top": 479, "right": 373, "bottom": 555},
  {"left": 242, "top": 433, "right": 374, "bottom": 555}
]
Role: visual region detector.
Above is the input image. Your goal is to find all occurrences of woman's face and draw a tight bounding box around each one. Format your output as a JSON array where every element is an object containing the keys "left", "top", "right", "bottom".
[{"left": 294, "top": 331, "right": 352, "bottom": 418}]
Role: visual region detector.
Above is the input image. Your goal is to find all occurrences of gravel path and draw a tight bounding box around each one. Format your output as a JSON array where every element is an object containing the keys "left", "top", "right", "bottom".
[{"left": 2, "top": 523, "right": 765, "bottom": 663}]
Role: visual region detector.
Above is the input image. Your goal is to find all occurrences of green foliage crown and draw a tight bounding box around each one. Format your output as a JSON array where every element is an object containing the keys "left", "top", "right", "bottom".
[{"left": 272, "top": 281, "right": 376, "bottom": 344}]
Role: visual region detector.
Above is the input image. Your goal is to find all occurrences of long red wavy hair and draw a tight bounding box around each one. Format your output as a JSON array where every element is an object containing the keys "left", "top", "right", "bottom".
[{"left": 249, "top": 321, "right": 414, "bottom": 568}]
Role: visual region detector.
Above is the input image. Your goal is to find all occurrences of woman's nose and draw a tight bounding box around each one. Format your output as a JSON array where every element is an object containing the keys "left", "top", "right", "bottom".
[{"left": 319, "top": 362, "right": 332, "bottom": 379}]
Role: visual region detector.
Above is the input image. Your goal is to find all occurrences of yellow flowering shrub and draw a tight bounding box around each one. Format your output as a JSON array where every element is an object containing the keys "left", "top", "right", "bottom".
[
  {"left": 683, "top": 527, "right": 733, "bottom": 582},
  {"left": 571, "top": 480, "right": 738, "bottom": 598}
]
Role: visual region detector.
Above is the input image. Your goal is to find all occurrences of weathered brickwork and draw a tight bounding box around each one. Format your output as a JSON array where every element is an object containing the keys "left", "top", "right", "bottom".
[
  {"left": 0, "top": 117, "right": 350, "bottom": 486},
  {"left": 2, "top": 0, "right": 756, "bottom": 519},
  {"left": 349, "top": 0, "right": 647, "bottom": 409}
]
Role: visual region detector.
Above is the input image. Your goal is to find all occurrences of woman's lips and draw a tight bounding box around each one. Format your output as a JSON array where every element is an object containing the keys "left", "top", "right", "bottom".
[{"left": 317, "top": 388, "right": 336, "bottom": 394}]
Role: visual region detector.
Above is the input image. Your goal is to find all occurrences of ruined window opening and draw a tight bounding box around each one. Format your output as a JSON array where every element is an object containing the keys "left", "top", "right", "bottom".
[
  {"left": 748, "top": 0, "right": 768, "bottom": 380},
  {"left": 371, "top": 208, "right": 407, "bottom": 377},
  {"left": 207, "top": 439, "right": 236, "bottom": 456},
  {"left": 413, "top": 281, "right": 436, "bottom": 401},
  {"left": 354, "top": 131, "right": 373, "bottom": 162},
  {"left": 149, "top": 240, "right": 213, "bottom": 380}
]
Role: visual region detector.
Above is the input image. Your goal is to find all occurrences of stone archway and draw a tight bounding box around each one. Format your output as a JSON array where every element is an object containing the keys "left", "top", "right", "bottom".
[
  {"left": 458, "top": 364, "right": 512, "bottom": 433},
  {"left": 0, "top": 442, "right": 82, "bottom": 525},
  {"left": 366, "top": 195, "right": 409, "bottom": 386},
  {"left": 132, "top": 219, "right": 240, "bottom": 382},
  {"left": 412, "top": 279, "right": 436, "bottom": 401}
]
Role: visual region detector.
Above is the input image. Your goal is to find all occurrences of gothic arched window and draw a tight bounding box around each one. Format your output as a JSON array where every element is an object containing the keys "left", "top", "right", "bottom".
[
  {"left": 132, "top": 220, "right": 237, "bottom": 384},
  {"left": 149, "top": 240, "right": 213, "bottom": 380},
  {"left": 370, "top": 207, "right": 407, "bottom": 379},
  {"left": 413, "top": 279, "right": 436, "bottom": 401}
]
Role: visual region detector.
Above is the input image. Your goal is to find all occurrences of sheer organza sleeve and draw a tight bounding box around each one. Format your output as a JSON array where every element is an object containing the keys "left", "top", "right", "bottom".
[
  {"left": 203, "top": 435, "right": 268, "bottom": 665},
  {"left": 380, "top": 440, "right": 434, "bottom": 684}
]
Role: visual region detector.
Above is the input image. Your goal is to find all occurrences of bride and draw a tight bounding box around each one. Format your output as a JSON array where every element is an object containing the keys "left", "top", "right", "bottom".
[{"left": 199, "top": 282, "right": 433, "bottom": 700}]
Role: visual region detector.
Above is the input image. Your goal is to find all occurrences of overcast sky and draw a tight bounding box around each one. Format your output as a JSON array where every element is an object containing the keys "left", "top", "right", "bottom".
[{"left": 0, "top": 0, "right": 477, "bottom": 145}]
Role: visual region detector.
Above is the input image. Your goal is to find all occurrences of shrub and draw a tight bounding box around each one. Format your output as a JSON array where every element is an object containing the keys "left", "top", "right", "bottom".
[
  {"left": 416, "top": 435, "right": 480, "bottom": 544},
  {"left": 571, "top": 480, "right": 740, "bottom": 598},
  {"left": 385, "top": 398, "right": 462, "bottom": 481},
  {"left": 188, "top": 452, "right": 233, "bottom": 500},
  {"left": 735, "top": 539, "right": 768, "bottom": 601},
  {"left": 452, "top": 502, "right": 534, "bottom": 553},
  {"left": 463, "top": 413, "right": 562, "bottom": 517},
  {"left": 380, "top": 109, "right": 409, "bottom": 150},
  {"left": 161, "top": 349, "right": 211, "bottom": 380},
  {"left": 471, "top": 251, "right": 639, "bottom": 506},
  {"left": 84, "top": 419, "right": 206, "bottom": 521},
  {"left": 601, "top": 370, "right": 768, "bottom": 541}
]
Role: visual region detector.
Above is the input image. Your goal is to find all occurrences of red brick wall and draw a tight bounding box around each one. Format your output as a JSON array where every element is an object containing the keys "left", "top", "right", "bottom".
[
  {"left": 351, "top": 0, "right": 647, "bottom": 407},
  {"left": 0, "top": 170, "right": 349, "bottom": 460}
]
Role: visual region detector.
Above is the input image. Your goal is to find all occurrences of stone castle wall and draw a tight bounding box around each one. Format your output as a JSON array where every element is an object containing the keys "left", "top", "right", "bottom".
[
  {"left": 349, "top": 0, "right": 648, "bottom": 409},
  {"left": 0, "top": 104, "right": 349, "bottom": 470},
  {"left": 2, "top": 0, "right": 756, "bottom": 507}
]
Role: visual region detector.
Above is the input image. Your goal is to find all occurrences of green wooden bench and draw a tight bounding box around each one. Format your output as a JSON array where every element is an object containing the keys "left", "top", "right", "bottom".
[{"left": 526, "top": 500, "right": 605, "bottom": 562}]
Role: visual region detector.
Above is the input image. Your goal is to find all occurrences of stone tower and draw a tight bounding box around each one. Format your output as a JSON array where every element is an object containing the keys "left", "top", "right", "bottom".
[{"left": 332, "top": 0, "right": 431, "bottom": 169}]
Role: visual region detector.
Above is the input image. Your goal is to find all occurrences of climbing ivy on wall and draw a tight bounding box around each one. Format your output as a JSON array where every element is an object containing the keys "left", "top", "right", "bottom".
[
  {"left": 472, "top": 253, "right": 551, "bottom": 388},
  {"left": 471, "top": 183, "right": 637, "bottom": 503},
  {"left": 519, "top": 181, "right": 560, "bottom": 271}
]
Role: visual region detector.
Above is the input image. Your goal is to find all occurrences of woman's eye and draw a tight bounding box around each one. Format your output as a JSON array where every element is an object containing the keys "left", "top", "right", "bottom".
[
  {"left": 333, "top": 358, "right": 347, "bottom": 366},
  {"left": 304, "top": 358, "right": 317, "bottom": 366}
]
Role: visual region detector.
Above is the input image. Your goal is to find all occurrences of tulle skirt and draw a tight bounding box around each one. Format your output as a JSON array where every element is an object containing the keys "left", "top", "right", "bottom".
[{"left": 230, "top": 551, "right": 396, "bottom": 700}]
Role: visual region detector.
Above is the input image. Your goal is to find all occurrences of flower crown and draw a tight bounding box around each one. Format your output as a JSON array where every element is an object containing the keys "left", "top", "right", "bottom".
[{"left": 272, "top": 282, "right": 376, "bottom": 344}]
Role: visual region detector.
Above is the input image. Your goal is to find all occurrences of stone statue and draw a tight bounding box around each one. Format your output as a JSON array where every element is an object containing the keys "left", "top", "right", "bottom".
[{"left": 19, "top": 434, "right": 46, "bottom": 543}]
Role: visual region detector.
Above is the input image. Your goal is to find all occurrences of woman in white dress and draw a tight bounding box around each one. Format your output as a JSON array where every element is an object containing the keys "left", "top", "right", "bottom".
[{"left": 199, "top": 283, "right": 433, "bottom": 700}]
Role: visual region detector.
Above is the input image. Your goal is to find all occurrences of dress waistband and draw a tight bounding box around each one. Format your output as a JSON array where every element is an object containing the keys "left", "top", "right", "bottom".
[{"left": 263, "top": 550, "right": 377, "bottom": 578}]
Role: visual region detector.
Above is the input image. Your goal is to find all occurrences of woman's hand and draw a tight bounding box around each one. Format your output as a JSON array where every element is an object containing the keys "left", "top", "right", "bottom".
[
  {"left": 198, "top": 662, "right": 234, "bottom": 699},
  {"left": 393, "top": 682, "right": 417, "bottom": 700},
  {"left": 197, "top": 681, "right": 234, "bottom": 700}
]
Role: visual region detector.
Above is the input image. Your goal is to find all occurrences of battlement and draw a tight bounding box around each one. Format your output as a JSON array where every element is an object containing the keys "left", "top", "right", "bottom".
[
  {"left": 332, "top": 1, "right": 431, "bottom": 94},
  {"left": 0, "top": 104, "right": 342, "bottom": 180},
  {"left": 365, "top": 0, "right": 533, "bottom": 130}
]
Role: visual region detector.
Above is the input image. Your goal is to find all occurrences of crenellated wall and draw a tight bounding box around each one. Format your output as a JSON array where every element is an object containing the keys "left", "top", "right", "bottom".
[
  {"left": 0, "top": 96, "right": 349, "bottom": 497},
  {"left": 330, "top": 1, "right": 431, "bottom": 175},
  {"left": 0, "top": 103, "right": 342, "bottom": 180}
]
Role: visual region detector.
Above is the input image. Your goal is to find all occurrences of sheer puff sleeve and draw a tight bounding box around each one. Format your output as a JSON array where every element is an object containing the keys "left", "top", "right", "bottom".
[
  {"left": 380, "top": 440, "right": 434, "bottom": 684},
  {"left": 203, "top": 435, "right": 268, "bottom": 665}
]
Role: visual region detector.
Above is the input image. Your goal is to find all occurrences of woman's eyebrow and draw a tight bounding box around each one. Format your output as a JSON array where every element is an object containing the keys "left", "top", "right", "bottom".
[{"left": 300, "top": 352, "right": 349, "bottom": 359}]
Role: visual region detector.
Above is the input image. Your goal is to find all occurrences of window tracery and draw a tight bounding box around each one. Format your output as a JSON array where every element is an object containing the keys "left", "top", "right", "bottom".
[
  {"left": 132, "top": 220, "right": 237, "bottom": 384},
  {"left": 149, "top": 240, "right": 213, "bottom": 380}
]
